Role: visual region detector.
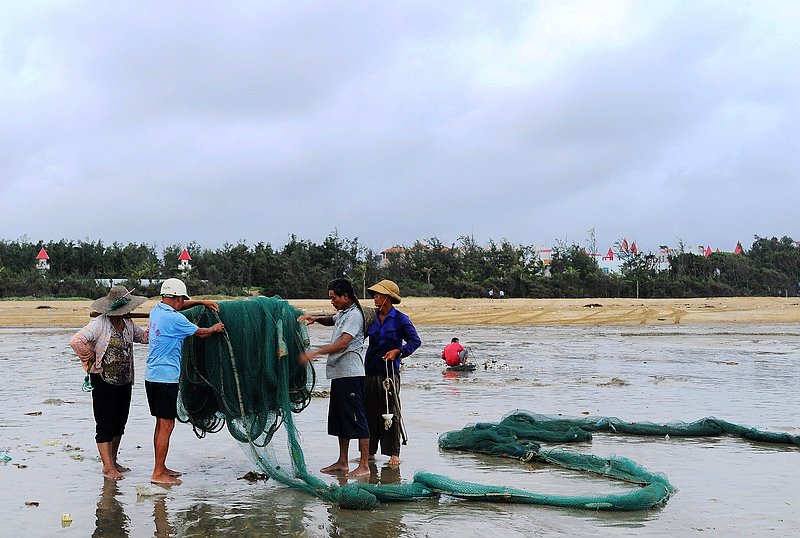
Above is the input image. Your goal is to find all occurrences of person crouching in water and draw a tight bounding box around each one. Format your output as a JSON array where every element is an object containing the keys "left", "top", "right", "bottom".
[
  {"left": 70, "top": 286, "right": 149, "bottom": 480},
  {"left": 364, "top": 280, "right": 421, "bottom": 465},
  {"left": 442, "top": 337, "right": 470, "bottom": 367},
  {"left": 297, "top": 278, "right": 370, "bottom": 477}
]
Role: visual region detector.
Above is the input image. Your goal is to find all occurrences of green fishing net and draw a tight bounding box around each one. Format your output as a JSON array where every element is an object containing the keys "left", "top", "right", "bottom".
[{"left": 175, "top": 297, "right": 797, "bottom": 511}]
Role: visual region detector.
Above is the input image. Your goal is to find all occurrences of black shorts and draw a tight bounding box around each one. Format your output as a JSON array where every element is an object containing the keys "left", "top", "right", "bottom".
[
  {"left": 90, "top": 373, "right": 132, "bottom": 443},
  {"left": 145, "top": 381, "right": 179, "bottom": 420},
  {"left": 328, "top": 376, "right": 370, "bottom": 440}
]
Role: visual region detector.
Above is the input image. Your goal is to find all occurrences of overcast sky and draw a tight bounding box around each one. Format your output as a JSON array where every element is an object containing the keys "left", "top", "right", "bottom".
[{"left": 2, "top": 1, "right": 797, "bottom": 256}]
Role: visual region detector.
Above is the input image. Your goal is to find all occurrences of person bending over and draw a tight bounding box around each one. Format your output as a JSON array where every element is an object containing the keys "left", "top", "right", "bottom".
[{"left": 442, "top": 337, "right": 470, "bottom": 367}]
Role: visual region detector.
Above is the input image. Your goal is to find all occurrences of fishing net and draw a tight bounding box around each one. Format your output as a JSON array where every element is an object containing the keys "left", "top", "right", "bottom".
[
  {"left": 175, "top": 297, "right": 797, "bottom": 512},
  {"left": 177, "top": 296, "right": 426, "bottom": 510}
]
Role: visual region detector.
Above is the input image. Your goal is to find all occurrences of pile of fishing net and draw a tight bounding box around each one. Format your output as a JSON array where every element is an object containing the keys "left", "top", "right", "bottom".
[{"left": 176, "top": 297, "right": 798, "bottom": 511}]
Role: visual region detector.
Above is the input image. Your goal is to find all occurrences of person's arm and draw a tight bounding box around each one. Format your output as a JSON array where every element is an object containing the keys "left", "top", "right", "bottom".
[
  {"left": 194, "top": 322, "right": 224, "bottom": 339},
  {"left": 399, "top": 318, "right": 421, "bottom": 358},
  {"left": 299, "top": 332, "right": 352, "bottom": 364},
  {"left": 181, "top": 299, "right": 220, "bottom": 312},
  {"left": 69, "top": 320, "right": 100, "bottom": 371},
  {"left": 297, "top": 314, "right": 335, "bottom": 326},
  {"left": 130, "top": 320, "right": 149, "bottom": 344}
]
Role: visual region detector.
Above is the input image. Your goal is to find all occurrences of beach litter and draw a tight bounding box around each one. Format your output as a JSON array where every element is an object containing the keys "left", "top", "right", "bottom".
[
  {"left": 238, "top": 471, "right": 270, "bottom": 481},
  {"left": 24, "top": 411, "right": 42, "bottom": 416},
  {"left": 135, "top": 485, "right": 170, "bottom": 497},
  {"left": 61, "top": 513, "right": 72, "bottom": 527},
  {"left": 42, "top": 398, "right": 71, "bottom": 406}
]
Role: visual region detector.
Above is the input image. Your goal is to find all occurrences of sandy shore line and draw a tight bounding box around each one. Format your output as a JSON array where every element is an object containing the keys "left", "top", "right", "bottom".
[{"left": 1, "top": 296, "right": 799, "bottom": 327}]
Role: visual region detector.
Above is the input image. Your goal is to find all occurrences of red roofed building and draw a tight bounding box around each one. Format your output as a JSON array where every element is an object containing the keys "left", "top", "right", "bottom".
[
  {"left": 36, "top": 247, "right": 50, "bottom": 270},
  {"left": 178, "top": 249, "right": 192, "bottom": 271}
]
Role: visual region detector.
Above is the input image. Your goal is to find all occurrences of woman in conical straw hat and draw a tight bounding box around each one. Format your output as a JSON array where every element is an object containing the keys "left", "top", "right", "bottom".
[{"left": 70, "top": 285, "right": 149, "bottom": 480}]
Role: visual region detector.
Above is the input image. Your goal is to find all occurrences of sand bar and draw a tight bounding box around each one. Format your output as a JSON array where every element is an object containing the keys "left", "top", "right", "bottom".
[{"left": 1, "top": 296, "right": 799, "bottom": 327}]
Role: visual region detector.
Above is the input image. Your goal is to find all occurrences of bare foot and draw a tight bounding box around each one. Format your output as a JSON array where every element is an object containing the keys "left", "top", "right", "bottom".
[
  {"left": 151, "top": 473, "right": 182, "bottom": 485},
  {"left": 387, "top": 455, "right": 400, "bottom": 465},
  {"left": 320, "top": 462, "right": 349, "bottom": 474},
  {"left": 367, "top": 454, "right": 376, "bottom": 461},
  {"left": 165, "top": 468, "right": 182, "bottom": 477},
  {"left": 103, "top": 468, "right": 125, "bottom": 480},
  {"left": 114, "top": 463, "right": 131, "bottom": 473},
  {"left": 345, "top": 465, "right": 371, "bottom": 478}
]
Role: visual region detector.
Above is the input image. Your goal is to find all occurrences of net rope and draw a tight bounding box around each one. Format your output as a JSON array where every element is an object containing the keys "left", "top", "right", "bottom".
[{"left": 176, "top": 297, "right": 797, "bottom": 511}]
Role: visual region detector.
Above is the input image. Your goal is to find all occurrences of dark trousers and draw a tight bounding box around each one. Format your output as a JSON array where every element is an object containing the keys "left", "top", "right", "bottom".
[
  {"left": 90, "top": 373, "right": 132, "bottom": 443},
  {"left": 365, "top": 373, "right": 402, "bottom": 457}
]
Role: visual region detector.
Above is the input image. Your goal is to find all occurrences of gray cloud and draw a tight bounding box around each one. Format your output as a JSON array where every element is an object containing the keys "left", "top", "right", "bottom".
[{"left": 2, "top": 1, "right": 798, "bottom": 255}]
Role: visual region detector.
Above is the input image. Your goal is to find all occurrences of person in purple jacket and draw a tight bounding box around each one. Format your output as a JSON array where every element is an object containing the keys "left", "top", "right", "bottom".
[{"left": 363, "top": 280, "right": 421, "bottom": 465}]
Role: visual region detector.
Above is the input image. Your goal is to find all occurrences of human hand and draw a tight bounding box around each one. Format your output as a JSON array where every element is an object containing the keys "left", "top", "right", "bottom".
[
  {"left": 299, "top": 351, "right": 315, "bottom": 365},
  {"left": 212, "top": 322, "right": 224, "bottom": 333},
  {"left": 383, "top": 349, "right": 401, "bottom": 362},
  {"left": 297, "top": 314, "right": 314, "bottom": 325},
  {"left": 204, "top": 301, "right": 220, "bottom": 312}
]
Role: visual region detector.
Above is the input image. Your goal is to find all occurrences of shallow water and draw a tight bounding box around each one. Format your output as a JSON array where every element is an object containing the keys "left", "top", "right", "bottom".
[{"left": 1, "top": 324, "right": 799, "bottom": 536}]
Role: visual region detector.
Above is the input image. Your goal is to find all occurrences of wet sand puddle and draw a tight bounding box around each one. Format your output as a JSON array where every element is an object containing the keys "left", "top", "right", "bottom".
[{"left": 1, "top": 325, "right": 798, "bottom": 536}]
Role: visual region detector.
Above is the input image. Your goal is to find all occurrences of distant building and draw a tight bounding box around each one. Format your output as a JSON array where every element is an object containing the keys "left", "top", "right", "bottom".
[
  {"left": 598, "top": 256, "right": 624, "bottom": 275},
  {"left": 380, "top": 243, "right": 430, "bottom": 268},
  {"left": 178, "top": 249, "right": 192, "bottom": 272},
  {"left": 36, "top": 247, "right": 50, "bottom": 271}
]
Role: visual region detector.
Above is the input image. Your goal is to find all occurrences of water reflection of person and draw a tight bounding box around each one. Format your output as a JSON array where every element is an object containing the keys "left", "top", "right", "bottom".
[
  {"left": 153, "top": 498, "right": 174, "bottom": 537},
  {"left": 374, "top": 462, "right": 401, "bottom": 485},
  {"left": 93, "top": 479, "right": 130, "bottom": 537},
  {"left": 326, "top": 465, "right": 408, "bottom": 537}
]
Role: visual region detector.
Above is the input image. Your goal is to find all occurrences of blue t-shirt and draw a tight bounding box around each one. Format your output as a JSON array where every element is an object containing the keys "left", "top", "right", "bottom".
[{"left": 145, "top": 301, "right": 199, "bottom": 383}]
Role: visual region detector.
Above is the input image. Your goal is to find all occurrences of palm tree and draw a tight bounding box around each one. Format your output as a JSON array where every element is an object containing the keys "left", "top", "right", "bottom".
[{"left": 422, "top": 266, "right": 434, "bottom": 290}]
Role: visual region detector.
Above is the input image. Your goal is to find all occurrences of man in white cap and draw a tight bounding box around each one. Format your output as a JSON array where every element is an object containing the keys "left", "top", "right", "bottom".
[{"left": 146, "top": 278, "right": 224, "bottom": 484}]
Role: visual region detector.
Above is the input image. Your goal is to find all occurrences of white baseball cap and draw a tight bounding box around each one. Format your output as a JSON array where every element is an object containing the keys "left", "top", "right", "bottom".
[{"left": 160, "top": 278, "right": 190, "bottom": 299}]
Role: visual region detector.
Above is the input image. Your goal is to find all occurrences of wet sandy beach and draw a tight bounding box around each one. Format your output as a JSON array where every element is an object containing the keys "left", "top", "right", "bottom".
[
  {"left": 1, "top": 301, "right": 799, "bottom": 536},
  {"left": 2, "top": 296, "right": 800, "bottom": 327}
]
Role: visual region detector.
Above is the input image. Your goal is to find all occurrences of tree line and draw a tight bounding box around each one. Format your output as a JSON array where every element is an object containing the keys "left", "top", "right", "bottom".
[{"left": 0, "top": 234, "right": 798, "bottom": 299}]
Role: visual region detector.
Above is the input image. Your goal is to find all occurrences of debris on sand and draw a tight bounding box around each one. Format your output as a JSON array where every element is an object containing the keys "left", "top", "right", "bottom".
[
  {"left": 238, "top": 471, "right": 270, "bottom": 481},
  {"left": 135, "top": 485, "right": 169, "bottom": 497}
]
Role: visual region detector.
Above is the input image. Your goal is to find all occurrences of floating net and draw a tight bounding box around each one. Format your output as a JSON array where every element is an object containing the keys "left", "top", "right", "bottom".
[{"left": 176, "top": 297, "right": 797, "bottom": 511}]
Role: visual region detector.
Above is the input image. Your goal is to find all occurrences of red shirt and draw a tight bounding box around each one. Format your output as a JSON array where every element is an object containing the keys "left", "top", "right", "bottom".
[{"left": 442, "top": 342, "right": 464, "bottom": 366}]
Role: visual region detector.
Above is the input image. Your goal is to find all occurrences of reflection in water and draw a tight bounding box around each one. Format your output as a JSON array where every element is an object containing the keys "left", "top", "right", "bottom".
[
  {"left": 326, "top": 464, "right": 409, "bottom": 536},
  {"left": 93, "top": 480, "right": 129, "bottom": 537},
  {"left": 153, "top": 498, "right": 174, "bottom": 537},
  {"left": 326, "top": 496, "right": 408, "bottom": 538},
  {"left": 166, "top": 490, "right": 312, "bottom": 535},
  {"left": 3, "top": 326, "right": 800, "bottom": 536},
  {"left": 374, "top": 463, "right": 401, "bottom": 485}
]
